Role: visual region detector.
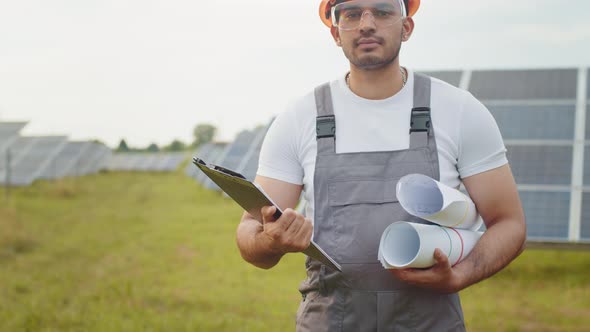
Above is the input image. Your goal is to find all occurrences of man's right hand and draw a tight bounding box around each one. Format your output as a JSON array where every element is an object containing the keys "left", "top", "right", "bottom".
[{"left": 260, "top": 206, "right": 313, "bottom": 255}]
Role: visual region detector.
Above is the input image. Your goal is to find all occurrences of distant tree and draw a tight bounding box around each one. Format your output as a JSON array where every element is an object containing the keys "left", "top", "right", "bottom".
[
  {"left": 193, "top": 124, "right": 217, "bottom": 147},
  {"left": 164, "top": 139, "right": 186, "bottom": 152},
  {"left": 147, "top": 143, "right": 159, "bottom": 152},
  {"left": 117, "top": 139, "right": 130, "bottom": 152}
]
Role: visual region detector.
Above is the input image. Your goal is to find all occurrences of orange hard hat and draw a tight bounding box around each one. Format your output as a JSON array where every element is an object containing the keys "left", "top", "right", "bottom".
[{"left": 319, "top": 0, "right": 420, "bottom": 28}]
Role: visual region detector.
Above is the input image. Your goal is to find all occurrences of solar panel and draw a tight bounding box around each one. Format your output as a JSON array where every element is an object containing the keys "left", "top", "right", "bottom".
[
  {"left": 189, "top": 144, "right": 214, "bottom": 178},
  {"left": 582, "top": 146, "right": 590, "bottom": 186},
  {"left": 90, "top": 145, "right": 112, "bottom": 174},
  {"left": 38, "top": 142, "right": 89, "bottom": 179},
  {"left": 506, "top": 145, "right": 573, "bottom": 185},
  {"left": 582, "top": 193, "right": 590, "bottom": 241},
  {"left": 197, "top": 143, "right": 227, "bottom": 185},
  {"left": 237, "top": 121, "right": 273, "bottom": 181},
  {"left": 488, "top": 104, "right": 576, "bottom": 140},
  {"left": 0, "top": 137, "right": 37, "bottom": 185},
  {"left": 520, "top": 191, "right": 570, "bottom": 240},
  {"left": 138, "top": 154, "right": 158, "bottom": 171},
  {"left": 586, "top": 105, "right": 590, "bottom": 139},
  {"left": 421, "top": 71, "right": 462, "bottom": 87},
  {"left": 74, "top": 143, "right": 108, "bottom": 176},
  {"left": 166, "top": 153, "right": 186, "bottom": 171},
  {"left": 186, "top": 148, "right": 205, "bottom": 178},
  {"left": 106, "top": 153, "right": 185, "bottom": 172},
  {"left": 105, "top": 153, "right": 126, "bottom": 171},
  {"left": 119, "top": 154, "right": 137, "bottom": 171},
  {"left": 0, "top": 122, "right": 27, "bottom": 151},
  {"left": 469, "top": 69, "right": 577, "bottom": 100},
  {"left": 217, "top": 130, "right": 258, "bottom": 170},
  {"left": 203, "top": 131, "right": 257, "bottom": 190},
  {"left": 10, "top": 136, "right": 68, "bottom": 186}
]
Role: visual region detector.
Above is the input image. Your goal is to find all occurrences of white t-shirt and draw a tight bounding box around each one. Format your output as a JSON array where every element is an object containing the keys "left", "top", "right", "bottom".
[{"left": 257, "top": 69, "right": 508, "bottom": 222}]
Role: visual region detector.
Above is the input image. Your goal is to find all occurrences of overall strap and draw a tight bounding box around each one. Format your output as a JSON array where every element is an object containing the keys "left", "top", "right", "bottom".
[
  {"left": 314, "top": 83, "right": 336, "bottom": 155},
  {"left": 410, "top": 73, "right": 433, "bottom": 149}
]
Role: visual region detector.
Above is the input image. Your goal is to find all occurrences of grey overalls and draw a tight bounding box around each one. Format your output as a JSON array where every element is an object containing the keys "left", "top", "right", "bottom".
[{"left": 296, "top": 74, "right": 466, "bottom": 332}]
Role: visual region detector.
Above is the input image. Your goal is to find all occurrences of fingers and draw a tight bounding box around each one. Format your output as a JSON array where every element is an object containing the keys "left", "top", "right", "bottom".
[
  {"left": 433, "top": 248, "right": 451, "bottom": 268},
  {"left": 261, "top": 207, "right": 312, "bottom": 253},
  {"left": 292, "top": 217, "right": 313, "bottom": 250}
]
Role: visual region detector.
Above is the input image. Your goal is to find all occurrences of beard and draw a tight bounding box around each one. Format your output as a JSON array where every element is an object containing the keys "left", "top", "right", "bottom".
[{"left": 342, "top": 33, "right": 402, "bottom": 70}]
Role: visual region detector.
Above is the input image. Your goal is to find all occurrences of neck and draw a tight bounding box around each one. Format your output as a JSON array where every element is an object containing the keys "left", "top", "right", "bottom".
[{"left": 347, "top": 63, "right": 406, "bottom": 100}]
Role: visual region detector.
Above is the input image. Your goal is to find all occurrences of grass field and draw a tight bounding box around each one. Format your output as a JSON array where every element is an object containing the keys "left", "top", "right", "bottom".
[{"left": 1, "top": 170, "right": 589, "bottom": 331}]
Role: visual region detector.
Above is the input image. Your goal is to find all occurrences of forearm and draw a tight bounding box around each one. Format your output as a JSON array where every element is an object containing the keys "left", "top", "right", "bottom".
[
  {"left": 454, "top": 218, "right": 526, "bottom": 290},
  {"left": 236, "top": 217, "right": 284, "bottom": 269}
]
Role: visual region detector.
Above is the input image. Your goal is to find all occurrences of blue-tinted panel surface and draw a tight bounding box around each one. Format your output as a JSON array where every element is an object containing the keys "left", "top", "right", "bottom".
[
  {"left": 581, "top": 193, "right": 590, "bottom": 240},
  {"left": 506, "top": 145, "right": 573, "bottom": 185},
  {"left": 470, "top": 69, "right": 577, "bottom": 100},
  {"left": 520, "top": 191, "right": 570, "bottom": 239},
  {"left": 420, "top": 71, "right": 462, "bottom": 87},
  {"left": 582, "top": 146, "right": 590, "bottom": 186},
  {"left": 488, "top": 104, "right": 575, "bottom": 140}
]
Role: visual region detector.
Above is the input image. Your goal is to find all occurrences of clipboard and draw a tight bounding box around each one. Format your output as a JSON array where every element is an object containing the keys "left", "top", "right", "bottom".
[{"left": 193, "top": 157, "right": 342, "bottom": 272}]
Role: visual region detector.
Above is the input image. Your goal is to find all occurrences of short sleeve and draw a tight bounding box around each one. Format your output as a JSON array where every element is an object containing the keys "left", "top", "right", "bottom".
[
  {"left": 457, "top": 92, "right": 508, "bottom": 178},
  {"left": 256, "top": 106, "right": 304, "bottom": 185}
]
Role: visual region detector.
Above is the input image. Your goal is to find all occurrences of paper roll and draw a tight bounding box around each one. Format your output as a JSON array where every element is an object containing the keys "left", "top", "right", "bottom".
[
  {"left": 378, "top": 221, "right": 483, "bottom": 269},
  {"left": 396, "top": 174, "right": 483, "bottom": 230}
]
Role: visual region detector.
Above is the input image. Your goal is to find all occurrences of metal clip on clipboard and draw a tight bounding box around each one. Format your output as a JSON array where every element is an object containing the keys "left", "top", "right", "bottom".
[{"left": 193, "top": 158, "right": 342, "bottom": 272}]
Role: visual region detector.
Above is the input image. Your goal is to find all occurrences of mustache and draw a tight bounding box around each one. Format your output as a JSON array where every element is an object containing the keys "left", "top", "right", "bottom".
[{"left": 354, "top": 36, "right": 385, "bottom": 46}]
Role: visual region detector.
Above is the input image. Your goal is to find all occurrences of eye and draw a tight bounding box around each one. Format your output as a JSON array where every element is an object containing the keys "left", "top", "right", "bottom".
[
  {"left": 375, "top": 10, "right": 394, "bottom": 17},
  {"left": 344, "top": 10, "right": 362, "bottom": 19}
]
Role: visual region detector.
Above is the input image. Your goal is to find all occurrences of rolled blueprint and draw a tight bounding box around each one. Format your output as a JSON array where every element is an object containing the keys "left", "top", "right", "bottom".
[
  {"left": 378, "top": 221, "right": 483, "bottom": 269},
  {"left": 396, "top": 174, "right": 483, "bottom": 230}
]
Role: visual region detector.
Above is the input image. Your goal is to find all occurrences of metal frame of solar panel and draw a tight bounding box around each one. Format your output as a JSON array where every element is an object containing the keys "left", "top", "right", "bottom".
[{"left": 468, "top": 67, "right": 585, "bottom": 243}]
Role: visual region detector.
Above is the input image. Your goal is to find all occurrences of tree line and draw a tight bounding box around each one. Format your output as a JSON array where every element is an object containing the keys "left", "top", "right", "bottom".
[{"left": 116, "top": 124, "right": 216, "bottom": 153}]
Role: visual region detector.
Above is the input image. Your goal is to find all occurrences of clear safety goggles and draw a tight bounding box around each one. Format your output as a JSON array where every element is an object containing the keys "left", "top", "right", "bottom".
[{"left": 331, "top": 0, "right": 407, "bottom": 31}]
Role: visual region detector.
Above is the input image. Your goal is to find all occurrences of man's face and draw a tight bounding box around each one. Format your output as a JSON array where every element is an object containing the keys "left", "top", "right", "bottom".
[{"left": 331, "top": 0, "right": 409, "bottom": 70}]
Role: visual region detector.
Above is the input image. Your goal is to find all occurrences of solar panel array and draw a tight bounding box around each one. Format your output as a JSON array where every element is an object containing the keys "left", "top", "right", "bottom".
[
  {"left": 0, "top": 122, "right": 113, "bottom": 186},
  {"left": 187, "top": 122, "right": 273, "bottom": 191},
  {"left": 106, "top": 153, "right": 186, "bottom": 172},
  {"left": 465, "top": 68, "right": 586, "bottom": 243}
]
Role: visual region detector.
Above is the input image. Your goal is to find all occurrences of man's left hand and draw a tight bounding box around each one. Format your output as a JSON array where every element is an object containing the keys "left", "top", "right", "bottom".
[{"left": 389, "top": 248, "right": 465, "bottom": 294}]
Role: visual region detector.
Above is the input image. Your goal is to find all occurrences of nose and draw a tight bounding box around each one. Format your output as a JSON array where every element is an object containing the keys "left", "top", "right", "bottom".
[{"left": 358, "top": 11, "right": 377, "bottom": 33}]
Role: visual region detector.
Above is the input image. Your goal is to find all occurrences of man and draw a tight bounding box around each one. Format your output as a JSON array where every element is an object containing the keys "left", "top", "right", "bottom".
[{"left": 236, "top": 0, "right": 526, "bottom": 330}]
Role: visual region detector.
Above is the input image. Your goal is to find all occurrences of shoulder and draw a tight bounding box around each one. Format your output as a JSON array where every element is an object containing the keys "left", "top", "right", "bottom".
[{"left": 425, "top": 74, "right": 473, "bottom": 107}]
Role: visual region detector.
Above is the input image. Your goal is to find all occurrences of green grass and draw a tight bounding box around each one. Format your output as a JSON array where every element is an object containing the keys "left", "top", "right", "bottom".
[{"left": 0, "top": 171, "right": 589, "bottom": 331}]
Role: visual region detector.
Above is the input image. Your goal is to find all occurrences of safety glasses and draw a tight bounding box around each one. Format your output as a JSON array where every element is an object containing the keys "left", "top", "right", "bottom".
[{"left": 331, "top": 0, "right": 406, "bottom": 31}]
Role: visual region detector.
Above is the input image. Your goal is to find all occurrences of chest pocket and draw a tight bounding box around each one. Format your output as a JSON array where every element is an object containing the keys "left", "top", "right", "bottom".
[{"left": 326, "top": 178, "right": 405, "bottom": 264}]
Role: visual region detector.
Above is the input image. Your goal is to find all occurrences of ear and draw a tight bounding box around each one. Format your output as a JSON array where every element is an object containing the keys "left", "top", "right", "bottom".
[
  {"left": 330, "top": 26, "right": 342, "bottom": 46},
  {"left": 401, "top": 17, "right": 415, "bottom": 42}
]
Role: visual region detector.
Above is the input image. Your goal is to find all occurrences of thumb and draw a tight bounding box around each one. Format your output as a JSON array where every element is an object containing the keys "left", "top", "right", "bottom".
[
  {"left": 261, "top": 206, "right": 277, "bottom": 224},
  {"left": 433, "top": 248, "right": 450, "bottom": 267}
]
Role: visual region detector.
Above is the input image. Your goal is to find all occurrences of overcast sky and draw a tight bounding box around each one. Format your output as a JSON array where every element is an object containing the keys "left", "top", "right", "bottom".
[{"left": 1, "top": 0, "right": 589, "bottom": 148}]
